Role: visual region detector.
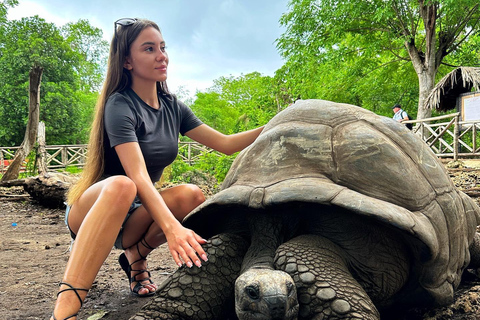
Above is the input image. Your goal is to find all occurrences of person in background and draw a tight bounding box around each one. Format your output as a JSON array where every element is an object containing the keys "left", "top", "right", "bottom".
[
  {"left": 50, "top": 18, "right": 264, "bottom": 320},
  {"left": 392, "top": 103, "right": 412, "bottom": 129}
]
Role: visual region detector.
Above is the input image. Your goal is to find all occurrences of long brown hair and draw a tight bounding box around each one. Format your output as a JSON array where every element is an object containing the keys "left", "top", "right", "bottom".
[{"left": 67, "top": 18, "right": 169, "bottom": 205}]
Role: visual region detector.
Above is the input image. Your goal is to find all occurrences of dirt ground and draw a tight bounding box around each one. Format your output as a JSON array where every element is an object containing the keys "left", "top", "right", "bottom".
[
  {"left": 2, "top": 162, "right": 480, "bottom": 320},
  {"left": 0, "top": 189, "right": 179, "bottom": 320}
]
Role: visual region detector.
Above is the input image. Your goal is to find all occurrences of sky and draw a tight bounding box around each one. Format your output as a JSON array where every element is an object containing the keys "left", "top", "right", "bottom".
[{"left": 7, "top": 0, "right": 289, "bottom": 97}]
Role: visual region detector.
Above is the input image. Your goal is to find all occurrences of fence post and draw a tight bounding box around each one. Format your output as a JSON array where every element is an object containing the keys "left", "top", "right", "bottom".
[
  {"left": 474, "top": 123, "right": 478, "bottom": 154},
  {"left": 62, "top": 146, "right": 67, "bottom": 168},
  {"left": 36, "top": 121, "right": 47, "bottom": 174},
  {"left": 453, "top": 114, "right": 459, "bottom": 161}
]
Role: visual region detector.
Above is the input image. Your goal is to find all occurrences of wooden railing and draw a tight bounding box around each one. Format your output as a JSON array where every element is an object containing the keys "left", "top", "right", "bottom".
[
  {"left": 404, "top": 113, "right": 480, "bottom": 160},
  {"left": 177, "top": 141, "right": 218, "bottom": 165},
  {"left": 0, "top": 142, "right": 218, "bottom": 174}
]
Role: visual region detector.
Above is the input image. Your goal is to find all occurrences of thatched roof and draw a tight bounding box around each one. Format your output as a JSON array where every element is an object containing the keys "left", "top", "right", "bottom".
[{"left": 425, "top": 67, "right": 480, "bottom": 111}]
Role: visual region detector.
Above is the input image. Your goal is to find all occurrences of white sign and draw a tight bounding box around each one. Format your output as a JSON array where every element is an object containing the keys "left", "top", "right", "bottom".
[{"left": 462, "top": 93, "right": 480, "bottom": 121}]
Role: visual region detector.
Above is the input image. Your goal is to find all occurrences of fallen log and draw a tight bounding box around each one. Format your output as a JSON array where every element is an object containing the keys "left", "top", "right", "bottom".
[{"left": 0, "top": 172, "right": 79, "bottom": 208}]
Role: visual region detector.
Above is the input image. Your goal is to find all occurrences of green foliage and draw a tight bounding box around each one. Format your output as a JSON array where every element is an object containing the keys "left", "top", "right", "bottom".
[
  {"left": 62, "top": 165, "right": 83, "bottom": 174},
  {"left": 0, "top": 15, "right": 107, "bottom": 146},
  {"left": 190, "top": 72, "right": 280, "bottom": 136},
  {"left": 212, "top": 72, "right": 279, "bottom": 131},
  {"left": 0, "top": 0, "right": 18, "bottom": 18},
  {"left": 195, "top": 152, "right": 235, "bottom": 183},
  {"left": 190, "top": 92, "right": 239, "bottom": 134},
  {"left": 23, "top": 148, "right": 37, "bottom": 177},
  {"left": 168, "top": 156, "right": 195, "bottom": 183},
  {"left": 166, "top": 152, "right": 234, "bottom": 185},
  {"left": 276, "top": 0, "right": 480, "bottom": 117},
  {"left": 61, "top": 19, "right": 108, "bottom": 92}
]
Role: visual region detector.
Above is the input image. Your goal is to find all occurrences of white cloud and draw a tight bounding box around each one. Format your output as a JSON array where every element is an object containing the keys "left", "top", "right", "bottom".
[
  {"left": 7, "top": 0, "right": 288, "bottom": 98},
  {"left": 8, "top": 1, "right": 69, "bottom": 25}
]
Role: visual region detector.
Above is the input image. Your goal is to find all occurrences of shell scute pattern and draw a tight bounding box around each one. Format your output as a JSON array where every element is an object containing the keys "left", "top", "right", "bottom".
[{"left": 187, "top": 100, "right": 480, "bottom": 305}]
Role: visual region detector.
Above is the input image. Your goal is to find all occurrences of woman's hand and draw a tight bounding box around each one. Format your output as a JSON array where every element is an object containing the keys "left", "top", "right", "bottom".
[{"left": 164, "top": 221, "right": 208, "bottom": 268}]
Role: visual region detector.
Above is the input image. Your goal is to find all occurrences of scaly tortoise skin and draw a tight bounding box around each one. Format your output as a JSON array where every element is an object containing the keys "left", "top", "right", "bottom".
[{"left": 131, "top": 99, "right": 480, "bottom": 320}]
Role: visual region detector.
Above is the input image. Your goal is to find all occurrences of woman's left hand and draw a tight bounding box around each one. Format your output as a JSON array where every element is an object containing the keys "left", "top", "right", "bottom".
[{"left": 164, "top": 221, "right": 208, "bottom": 268}]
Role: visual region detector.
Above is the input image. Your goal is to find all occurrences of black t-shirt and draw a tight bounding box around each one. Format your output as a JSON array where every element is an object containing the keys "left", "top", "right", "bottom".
[{"left": 103, "top": 88, "right": 203, "bottom": 183}]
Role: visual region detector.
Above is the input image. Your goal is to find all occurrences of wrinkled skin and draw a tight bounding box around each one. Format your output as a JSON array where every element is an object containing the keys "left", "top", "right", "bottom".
[
  {"left": 235, "top": 269, "right": 298, "bottom": 320},
  {"left": 131, "top": 100, "right": 480, "bottom": 320}
]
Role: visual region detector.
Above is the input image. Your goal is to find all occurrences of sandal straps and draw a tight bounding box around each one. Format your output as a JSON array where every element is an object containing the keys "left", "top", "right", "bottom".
[
  {"left": 140, "top": 237, "right": 156, "bottom": 250},
  {"left": 131, "top": 269, "right": 153, "bottom": 283},
  {"left": 118, "top": 252, "right": 156, "bottom": 297},
  {"left": 52, "top": 282, "right": 89, "bottom": 320},
  {"left": 133, "top": 237, "right": 156, "bottom": 264}
]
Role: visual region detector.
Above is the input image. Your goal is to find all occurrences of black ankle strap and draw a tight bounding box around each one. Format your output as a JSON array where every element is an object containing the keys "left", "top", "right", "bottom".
[
  {"left": 134, "top": 238, "right": 155, "bottom": 261},
  {"left": 140, "top": 238, "right": 155, "bottom": 250},
  {"left": 53, "top": 282, "right": 89, "bottom": 320},
  {"left": 58, "top": 282, "right": 89, "bottom": 302}
]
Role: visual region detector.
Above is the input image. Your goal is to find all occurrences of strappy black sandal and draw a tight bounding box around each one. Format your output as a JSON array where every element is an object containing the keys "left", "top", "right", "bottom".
[
  {"left": 51, "top": 282, "right": 88, "bottom": 320},
  {"left": 119, "top": 238, "right": 156, "bottom": 297}
]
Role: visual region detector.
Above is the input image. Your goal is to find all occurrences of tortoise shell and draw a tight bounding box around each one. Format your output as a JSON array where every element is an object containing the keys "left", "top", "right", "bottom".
[{"left": 184, "top": 99, "right": 480, "bottom": 305}]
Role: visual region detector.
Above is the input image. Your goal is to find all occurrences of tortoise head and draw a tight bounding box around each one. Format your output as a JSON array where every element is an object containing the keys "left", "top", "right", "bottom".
[{"left": 235, "top": 269, "right": 299, "bottom": 320}]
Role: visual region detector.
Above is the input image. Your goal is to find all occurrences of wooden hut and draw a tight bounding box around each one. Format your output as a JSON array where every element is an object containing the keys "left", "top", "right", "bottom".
[{"left": 424, "top": 67, "right": 480, "bottom": 113}]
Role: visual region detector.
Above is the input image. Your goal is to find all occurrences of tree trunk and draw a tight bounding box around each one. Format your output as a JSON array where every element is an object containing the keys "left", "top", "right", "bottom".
[
  {"left": 416, "top": 2, "right": 437, "bottom": 120},
  {"left": 36, "top": 121, "right": 47, "bottom": 175},
  {"left": 1, "top": 65, "right": 43, "bottom": 182},
  {"left": 416, "top": 70, "right": 436, "bottom": 120},
  {"left": 404, "top": 1, "right": 439, "bottom": 121}
]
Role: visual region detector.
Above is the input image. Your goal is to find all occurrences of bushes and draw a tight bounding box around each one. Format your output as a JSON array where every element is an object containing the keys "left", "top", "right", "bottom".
[{"left": 165, "top": 152, "right": 236, "bottom": 186}]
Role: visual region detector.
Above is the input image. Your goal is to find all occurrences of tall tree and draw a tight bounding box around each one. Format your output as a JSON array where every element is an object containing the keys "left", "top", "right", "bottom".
[
  {"left": 189, "top": 72, "right": 279, "bottom": 138},
  {"left": 0, "top": 16, "right": 106, "bottom": 146},
  {"left": 190, "top": 91, "right": 239, "bottom": 135},
  {"left": 61, "top": 19, "right": 108, "bottom": 92},
  {"left": 277, "top": 0, "right": 480, "bottom": 119},
  {"left": 1, "top": 64, "right": 42, "bottom": 181},
  {"left": 211, "top": 72, "right": 279, "bottom": 131}
]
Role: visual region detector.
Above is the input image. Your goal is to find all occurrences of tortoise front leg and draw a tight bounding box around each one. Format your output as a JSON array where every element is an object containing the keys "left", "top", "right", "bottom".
[
  {"left": 274, "top": 235, "right": 380, "bottom": 320},
  {"left": 130, "top": 233, "right": 249, "bottom": 320}
]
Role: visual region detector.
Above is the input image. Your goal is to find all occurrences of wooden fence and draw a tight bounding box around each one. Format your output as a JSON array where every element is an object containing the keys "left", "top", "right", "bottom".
[
  {"left": 404, "top": 113, "right": 480, "bottom": 160},
  {"left": 1, "top": 113, "right": 478, "bottom": 174},
  {"left": 0, "top": 142, "right": 218, "bottom": 174}
]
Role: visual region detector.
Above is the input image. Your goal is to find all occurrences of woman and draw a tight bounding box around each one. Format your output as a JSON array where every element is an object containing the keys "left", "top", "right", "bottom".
[{"left": 51, "top": 18, "right": 264, "bottom": 320}]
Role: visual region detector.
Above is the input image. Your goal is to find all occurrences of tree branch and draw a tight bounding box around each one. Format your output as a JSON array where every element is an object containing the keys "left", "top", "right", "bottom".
[{"left": 443, "top": 4, "right": 480, "bottom": 56}]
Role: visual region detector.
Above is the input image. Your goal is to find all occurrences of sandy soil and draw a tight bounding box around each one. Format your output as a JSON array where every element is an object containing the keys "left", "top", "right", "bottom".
[{"left": 2, "top": 163, "right": 480, "bottom": 320}]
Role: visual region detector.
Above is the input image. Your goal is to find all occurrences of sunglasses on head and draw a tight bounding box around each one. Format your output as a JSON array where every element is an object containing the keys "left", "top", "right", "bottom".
[{"left": 113, "top": 18, "right": 138, "bottom": 51}]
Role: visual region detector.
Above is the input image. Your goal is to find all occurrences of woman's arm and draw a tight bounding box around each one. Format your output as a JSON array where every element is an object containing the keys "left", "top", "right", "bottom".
[
  {"left": 185, "top": 124, "right": 264, "bottom": 155},
  {"left": 114, "top": 141, "right": 207, "bottom": 267}
]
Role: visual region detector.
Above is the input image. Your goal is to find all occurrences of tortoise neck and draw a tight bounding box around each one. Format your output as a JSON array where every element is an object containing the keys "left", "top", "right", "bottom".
[{"left": 240, "top": 212, "right": 293, "bottom": 274}]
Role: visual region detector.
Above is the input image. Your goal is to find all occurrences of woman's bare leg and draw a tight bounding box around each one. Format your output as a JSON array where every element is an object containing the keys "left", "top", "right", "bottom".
[
  {"left": 119, "top": 184, "right": 206, "bottom": 294},
  {"left": 51, "top": 176, "right": 137, "bottom": 320}
]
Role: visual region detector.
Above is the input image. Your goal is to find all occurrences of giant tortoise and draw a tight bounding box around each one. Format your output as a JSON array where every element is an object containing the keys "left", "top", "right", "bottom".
[{"left": 131, "top": 99, "right": 480, "bottom": 320}]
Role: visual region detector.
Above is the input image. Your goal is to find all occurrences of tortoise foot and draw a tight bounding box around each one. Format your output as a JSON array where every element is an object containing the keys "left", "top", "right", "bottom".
[{"left": 131, "top": 233, "right": 248, "bottom": 320}]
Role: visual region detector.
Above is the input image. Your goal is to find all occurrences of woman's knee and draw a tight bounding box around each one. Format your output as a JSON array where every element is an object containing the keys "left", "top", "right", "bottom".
[
  {"left": 101, "top": 176, "right": 137, "bottom": 205},
  {"left": 182, "top": 184, "right": 206, "bottom": 208},
  {"left": 165, "top": 184, "right": 205, "bottom": 218},
  {"left": 68, "top": 176, "right": 136, "bottom": 234}
]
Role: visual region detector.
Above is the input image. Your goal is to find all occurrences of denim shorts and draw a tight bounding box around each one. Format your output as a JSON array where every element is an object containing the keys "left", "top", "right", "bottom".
[{"left": 64, "top": 198, "right": 142, "bottom": 250}]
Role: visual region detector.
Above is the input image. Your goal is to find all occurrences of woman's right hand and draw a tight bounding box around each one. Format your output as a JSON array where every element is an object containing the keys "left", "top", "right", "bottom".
[{"left": 164, "top": 221, "right": 208, "bottom": 268}]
